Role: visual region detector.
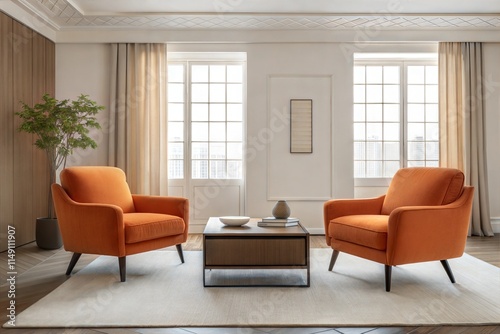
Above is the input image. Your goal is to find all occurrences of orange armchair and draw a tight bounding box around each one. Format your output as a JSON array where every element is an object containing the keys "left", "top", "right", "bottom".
[
  {"left": 51, "top": 166, "right": 189, "bottom": 282},
  {"left": 324, "top": 167, "right": 474, "bottom": 291}
]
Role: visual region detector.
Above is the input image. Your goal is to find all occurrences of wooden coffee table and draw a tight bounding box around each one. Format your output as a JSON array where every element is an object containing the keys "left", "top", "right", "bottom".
[{"left": 203, "top": 217, "right": 310, "bottom": 287}]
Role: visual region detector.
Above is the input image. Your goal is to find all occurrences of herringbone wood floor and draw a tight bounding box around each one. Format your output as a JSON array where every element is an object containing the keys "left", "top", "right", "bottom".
[{"left": 1, "top": 234, "right": 499, "bottom": 334}]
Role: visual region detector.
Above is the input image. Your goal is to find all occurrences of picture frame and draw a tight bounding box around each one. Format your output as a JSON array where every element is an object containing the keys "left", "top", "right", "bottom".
[{"left": 290, "top": 99, "right": 313, "bottom": 153}]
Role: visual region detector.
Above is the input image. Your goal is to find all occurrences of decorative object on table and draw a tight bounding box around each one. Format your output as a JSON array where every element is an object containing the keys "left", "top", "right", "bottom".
[
  {"left": 219, "top": 216, "right": 251, "bottom": 226},
  {"left": 272, "top": 200, "right": 291, "bottom": 219},
  {"left": 258, "top": 217, "right": 299, "bottom": 227},
  {"left": 16, "top": 94, "right": 104, "bottom": 249},
  {"left": 290, "top": 99, "right": 313, "bottom": 153}
]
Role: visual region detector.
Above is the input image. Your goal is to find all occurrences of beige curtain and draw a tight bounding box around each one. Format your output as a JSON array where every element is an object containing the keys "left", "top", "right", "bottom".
[
  {"left": 108, "top": 43, "right": 168, "bottom": 195},
  {"left": 438, "top": 42, "right": 494, "bottom": 236}
]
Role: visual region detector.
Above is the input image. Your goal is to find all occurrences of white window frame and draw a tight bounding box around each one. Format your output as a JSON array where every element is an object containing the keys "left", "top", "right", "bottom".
[{"left": 354, "top": 55, "right": 439, "bottom": 187}]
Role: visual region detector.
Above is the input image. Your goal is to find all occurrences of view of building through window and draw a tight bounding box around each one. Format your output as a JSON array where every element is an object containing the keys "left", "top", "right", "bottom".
[{"left": 354, "top": 55, "right": 438, "bottom": 178}]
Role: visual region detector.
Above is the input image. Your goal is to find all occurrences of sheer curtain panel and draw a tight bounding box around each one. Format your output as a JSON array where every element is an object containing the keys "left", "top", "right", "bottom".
[
  {"left": 108, "top": 43, "right": 168, "bottom": 195},
  {"left": 438, "top": 42, "right": 493, "bottom": 236}
]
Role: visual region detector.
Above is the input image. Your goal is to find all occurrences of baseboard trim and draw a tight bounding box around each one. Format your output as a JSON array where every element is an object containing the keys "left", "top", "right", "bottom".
[{"left": 491, "top": 217, "right": 500, "bottom": 234}]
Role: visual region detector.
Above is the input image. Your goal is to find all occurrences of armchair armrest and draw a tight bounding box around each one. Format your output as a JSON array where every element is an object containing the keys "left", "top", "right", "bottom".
[
  {"left": 386, "top": 186, "right": 474, "bottom": 265},
  {"left": 323, "top": 195, "right": 385, "bottom": 245},
  {"left": 51, "top": 184, "right": 126, "bottom": 256},
  {"left": 132, "top": 195, "right": 189, "bottom": 224}
]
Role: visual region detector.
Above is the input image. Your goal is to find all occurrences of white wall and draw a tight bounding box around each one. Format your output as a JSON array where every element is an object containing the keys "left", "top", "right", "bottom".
[
  {"left": 55, "top": 44, "right": 111, "bottom": 168},
  {"left": 55, "top": 41, "right": 500, "bottom": 234}
]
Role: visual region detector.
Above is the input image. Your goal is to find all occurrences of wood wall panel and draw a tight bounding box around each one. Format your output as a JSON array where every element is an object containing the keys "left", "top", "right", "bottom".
[
  {"left": 13, "top": 20, "right": 34, "bottom": 245},
  {"left": 0, "top": 12, "right": 14, "bottom": 251},
  {"left": 32, "top": 32, "right": 49, "bottom": 223},
  {"left": 0, "top": 12, "right": 54, "bottom": 251}
]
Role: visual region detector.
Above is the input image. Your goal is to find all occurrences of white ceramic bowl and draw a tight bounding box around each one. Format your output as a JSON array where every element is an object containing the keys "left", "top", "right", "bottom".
[{"left": 219, "top": 216, "right": 250, "bottom": 226}]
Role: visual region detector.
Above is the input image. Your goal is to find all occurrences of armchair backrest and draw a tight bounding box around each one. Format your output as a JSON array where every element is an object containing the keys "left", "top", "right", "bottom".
[
  {"left": 381, "top": 167, "right": 465, "bottom": 215},
  {"left": 60, "top": 166, "right": 135, "bottom": 213}
]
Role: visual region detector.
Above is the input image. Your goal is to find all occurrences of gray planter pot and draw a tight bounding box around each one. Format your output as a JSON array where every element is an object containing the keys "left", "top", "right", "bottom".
[{"left": 36, "top": 218, "right": 62, "bottom": 250}]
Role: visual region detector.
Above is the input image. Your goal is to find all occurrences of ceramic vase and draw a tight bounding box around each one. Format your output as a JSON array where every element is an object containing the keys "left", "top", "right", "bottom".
[{"left": 272, "top": 200, "right": 291, "bottom": 219}]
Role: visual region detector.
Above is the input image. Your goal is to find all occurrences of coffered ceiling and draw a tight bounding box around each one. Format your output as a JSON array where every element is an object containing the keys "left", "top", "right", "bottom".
[{"left": 10, "top": 0, "right": 500, "bottom": 31}]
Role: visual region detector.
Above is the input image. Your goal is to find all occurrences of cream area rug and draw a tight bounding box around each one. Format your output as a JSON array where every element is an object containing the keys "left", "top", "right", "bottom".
[{"left": 7, "top": 249, "right": 500, "bottom": 328}]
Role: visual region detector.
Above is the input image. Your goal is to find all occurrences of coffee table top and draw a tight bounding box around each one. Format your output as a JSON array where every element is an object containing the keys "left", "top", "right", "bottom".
[{"left": 203, "top": 217, "right": 309, "bottom": 237}]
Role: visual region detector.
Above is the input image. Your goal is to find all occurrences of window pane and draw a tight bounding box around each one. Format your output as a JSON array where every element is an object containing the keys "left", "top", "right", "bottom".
[
  {"left": 426, "top": 142, "right": 439, "bottom": 160},
  {"left": 210, "top": 104, "right": 225, "bottom": 121},
  {"left": 354, "top": 142, "right": 366, "bottom": 160},
  {"left": 168, "top": 65, "right": 184, "bottom": 82},
  {"left": 426, "top": 85, "right": 438, "bottom": 103},
  {"left": 192, "top": 122, "right": 208, "bottom": 141},
  {"left": 408, "top": 85, "right": 425, "bottom": 103},
  {"left": 408, "top": 160, "right": 425, "bottom": 167},
  {"left": 426, "top": 123, "right": 439, "bottom": 141},
  {"left": 408, "top": 141, "right": 425, "bottom": 160},
  {"left": 168, "top": 122, "right": 183, "bottom": 141},
  {"left": 354, "top": 123, "right": 365, "bottom": 140},
  {"left": 384, "top": 104, "right": 399, "bottom": 122},
  {"left": 192, "top": 103, "right": 208, "bottom": 121},
  {"left": 210, "top": 83, "right": 225, "bottom": 102},
  {"left": 192, "top": 84, "right": 208, "bottom": 102},
  {"left": 192, "top": 65, "right": 208, "bottom": 82},
  {"left": 354, "top": 104, "right": 365, "bottom": 122},
  {"left": 426, "top": 104, "right": 439, "bottom": 122},
  {"left": 192, "top": 142, "right": 208, "bottom": 159},
  {"left": 168, "top": 143, "right": 183, "bottom": 159},
  {"left": 367, "top": 123, "right": 382, "bottom": 140},
  {"left": 408, "top": 123, "right": 425, "bottom": 140},
  {"left": 366, "top": 66, "right": 383, "bottom": 84},
  {"left": 227, "top": 104, "right": 243, "bottom": 121},
  {"left": 366, "top": 104, "right": 382, "bottom": 122},
  {"left": 425, "top": 66, "right": 438, "bottom": 84},
  {"left": 210, "top": 143, "right": 226, "bottom": 159},
  {"left": 383, "top": 85, "right": 400, "bottom": 103},
  {"left": 354, "top": 161, "right": 366, "bottom": 178},
  {"left": 354, "top": 66, "right": 365, "bottom": 84},
  {"left": 227, "top": 65, "right": 243, "bottom": 83},
  {"left": 408, "top": 104, "right": 425, "bottom": 122},
  {"left": 210, "top": 122, "right": 226, "bottom": 141},
  {"left": 353, "top": 85, "right": 366, "bottom": 103},
  {"left": 168, "top": 83, "right": 184, "bottom": 103},
  {"left": 168, "top": 160, "right": 183, "bottom": 179},
  {"left": 383, "top": 66, "right": 399, "bottom": 84},
  {"left": 383, "top": 142, "right": 399, "bottom": 160},
  {"left": 227, "top": 84, "right": 243, "bottom": 103},
  {"left": 384, "top": 123, "right": 399, "bottom": 141},
  {"left": 192, "top": 160, "right": 208, "bottom": 179},
  {"left": 210, "top": 160, "right": 226, "bottom": 179},
  {"left": 408, "top": 66, "right": 425, "bottom": 84},
  {"left": 210, "top": 65, "right": 225, "bottom": 82},
  {"left": 367, "top": 142, "right": 382, "bottom": 160},
  {"left": 227, "top": 122, "right": 242, "bottom": 141},
  {"left": 168, "top": 103, "right": 184, "bottom": 121},
  {"left": 227, "top": 143, "right": 242, "bottom": 159},
  {"left": 366, "top": 85, "right": 383, "bottom": 103},
  {"left": 367, "top": 161, "right": 383, "bottom": 177}
]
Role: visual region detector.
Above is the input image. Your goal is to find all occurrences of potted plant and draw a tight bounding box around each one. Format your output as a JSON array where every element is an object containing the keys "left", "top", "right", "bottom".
[{"left": 16, "top": 94, "right": 103, "bottom": 249}]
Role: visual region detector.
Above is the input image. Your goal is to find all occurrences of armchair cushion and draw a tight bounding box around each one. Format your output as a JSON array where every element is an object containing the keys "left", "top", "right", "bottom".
[
  {"left": 381, "top": 167, "right": 464, "bottom": 215},
  {"left": 330, "top": 215, "right": 389, "bottom": 251},
  {"left": 61, "top": 166, "right": 136, "bottom": 213},
  {"left": 124, "top": 213, "right": 185, "bottom": 244}
]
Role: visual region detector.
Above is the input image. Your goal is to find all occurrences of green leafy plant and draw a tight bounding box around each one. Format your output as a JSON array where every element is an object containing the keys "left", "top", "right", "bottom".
[{"left": 16, "top": 94, "right": 104, "bottom": 218}]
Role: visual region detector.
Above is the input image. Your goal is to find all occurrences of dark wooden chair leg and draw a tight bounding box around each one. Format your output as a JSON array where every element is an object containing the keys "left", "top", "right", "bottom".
[
  {"left": 119, "top": 256, "right": 126, "bottom": 282},
  {"left": 328, "top": 250, "right": 340, "bottom": 271},
  {"left": 385, "top": 265, "right": 392, "bottom": 292},
  {"left": 440, "top": 259, "right": 456, "bottom": 283},
  {"left": 176, "top": 244, "right": 185, "bottom": 263},
  {"left": 66, "top": 253, "right": 82, "bottom": 276}
]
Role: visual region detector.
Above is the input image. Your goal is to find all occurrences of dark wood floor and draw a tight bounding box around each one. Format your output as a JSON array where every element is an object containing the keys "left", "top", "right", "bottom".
[{"left": 1, "top": 234, "right": 499, "bottom": 334}]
